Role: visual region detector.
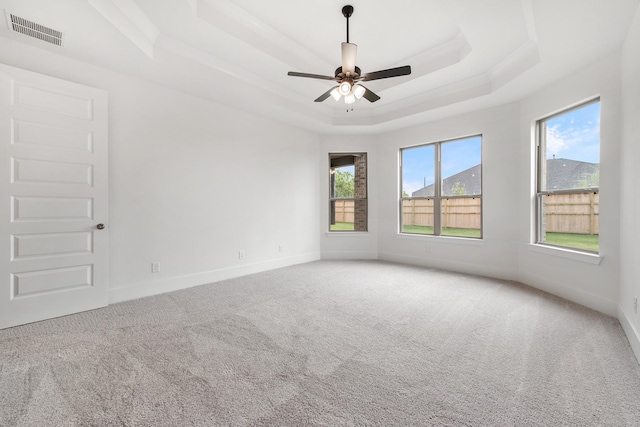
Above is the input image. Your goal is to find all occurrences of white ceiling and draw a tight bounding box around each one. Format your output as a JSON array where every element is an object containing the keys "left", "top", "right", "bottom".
[{"left": 0, "top": 0, "right": 638, "bottom": 134}]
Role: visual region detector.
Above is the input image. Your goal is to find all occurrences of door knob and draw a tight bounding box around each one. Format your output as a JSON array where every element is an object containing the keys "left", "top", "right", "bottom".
[{"left": 96, "top": 223, "right": 105, "bottom": 230}]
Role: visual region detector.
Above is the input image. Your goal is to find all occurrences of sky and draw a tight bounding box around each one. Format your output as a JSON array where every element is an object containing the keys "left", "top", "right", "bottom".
[
  {"left": 402, "top": 136, "right": 481, "bottom": 195},
  {"left": 401, "top": 101, "right": 600, "bottom": 195},
  {"left": 544, "top": 101, "right": 600, "bottom": 163}
]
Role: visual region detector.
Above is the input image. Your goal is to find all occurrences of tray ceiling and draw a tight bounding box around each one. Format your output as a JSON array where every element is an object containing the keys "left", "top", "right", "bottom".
[{"left": 0, "top": 0, "right": 637, "bottom": 134}]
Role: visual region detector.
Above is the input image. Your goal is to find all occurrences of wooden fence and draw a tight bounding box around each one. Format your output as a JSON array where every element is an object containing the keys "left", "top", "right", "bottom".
[
  {"left": 543, "top": 192, "right": 599, "bottom": 235},
  {"left": 333, "top": 200, "right": 354, "bottom": 223},
  {"left": 402, "top": 198, "right": 481, "bottom": 229},
  {"left": 399, "top": 193, "right": 599, "bottom": 234}
]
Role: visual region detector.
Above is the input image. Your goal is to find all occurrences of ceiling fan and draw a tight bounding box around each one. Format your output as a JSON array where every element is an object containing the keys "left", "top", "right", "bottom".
[{"left": 287, "top": 5, "right": 411, "bottom": 109}]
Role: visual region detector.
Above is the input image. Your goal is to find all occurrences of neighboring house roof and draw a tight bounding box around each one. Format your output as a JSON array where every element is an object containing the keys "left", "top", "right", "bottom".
[
  {"left": 544, "top": 158, "right": 599, "bottom": 190},
  {"left": 410, "top": 159, "right": 599, "bottom": 197},
  {"left": 412, "top": 164, "right": 481, "bottom": 197}
]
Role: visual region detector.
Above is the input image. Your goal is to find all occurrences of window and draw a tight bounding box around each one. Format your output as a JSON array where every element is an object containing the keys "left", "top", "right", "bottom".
[
  {"left": 400, "top": 136, "right": 482, "bottom": 238},
  {"left": 536, "top": 99, "right": 600, "bottom": 253},
  {"left": 329, "top": 153, "right": 367, "bottom": 231}
]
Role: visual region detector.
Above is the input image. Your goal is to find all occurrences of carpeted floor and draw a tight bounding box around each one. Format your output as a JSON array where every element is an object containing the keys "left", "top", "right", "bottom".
[{"left": 1, "top": 260, "right": 639, "bottom": 426}]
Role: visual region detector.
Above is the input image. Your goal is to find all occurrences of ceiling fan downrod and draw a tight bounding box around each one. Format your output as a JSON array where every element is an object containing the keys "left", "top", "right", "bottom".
[{"left": 342, "top": 5, "right": 353, "bottom": 43}]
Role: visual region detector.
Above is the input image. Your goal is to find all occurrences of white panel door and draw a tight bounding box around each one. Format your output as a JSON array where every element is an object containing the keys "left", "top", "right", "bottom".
[{"left": 0, "top": 63, "right": 108, "bottom": 329}]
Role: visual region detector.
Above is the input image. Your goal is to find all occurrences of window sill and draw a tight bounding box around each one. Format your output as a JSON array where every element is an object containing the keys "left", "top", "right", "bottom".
[
  {"left": 528, "top": 243, "right": 602, "bottom": 265},
  {"left": 325, "top": 232, "right": 370, "bottom": 237},
  {"left": 396, "top": 233, "right": 484, "bottom": 246}
]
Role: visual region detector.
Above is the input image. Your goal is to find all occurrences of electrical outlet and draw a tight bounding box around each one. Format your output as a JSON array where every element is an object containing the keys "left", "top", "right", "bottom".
[
  {"left": 151, "top": 262, "right": 160, "bottom": 273},
  {"left": 238, "top": 250, "right": 245, "bottom": 260},
  {"left": 426, "top": 245, "right": 432, "bottom": 253},
  {"left": 279, "top": 245, "right": 284, "bottom": 253}
]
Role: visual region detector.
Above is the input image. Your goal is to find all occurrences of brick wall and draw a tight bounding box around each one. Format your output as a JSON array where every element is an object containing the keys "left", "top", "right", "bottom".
[{"left": 354, "top": 154, "right": 367, "bottom": 231}]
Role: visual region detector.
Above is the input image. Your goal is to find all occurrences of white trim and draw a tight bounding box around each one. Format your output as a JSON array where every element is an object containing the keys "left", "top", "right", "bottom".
[
  {"left": 518, "top": 269, "right": 616, "bottom": 316},
  {"left": 396, "top": 233, "right": 485, "bottom": 246},
  {"left": 528, "top": 243, "right": 602, "bottom": 264},
  {"left": 108, "top": 252, "right": 320, "bottom": 304},
  {"left": 325, "top": 232, "right": 370, "bottom": 237},
  {"left": 321, "top": 251, "right": 378, "bottom": 260},
  {"left": 377, "top": 251, "right": 514, "bottom": 281},
  {"left": 618, "top": 304, "right": 640, "bottom": 365}
]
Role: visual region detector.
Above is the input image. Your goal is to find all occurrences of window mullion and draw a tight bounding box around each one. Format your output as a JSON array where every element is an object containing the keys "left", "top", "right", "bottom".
[
  {"left": 536, "top": 121, "right": 544, "bottom": 244},
  {"left": 434, "top": 142, "right": 442, "bottom": 235},
  {"left": 398, "top": 160, "right": 404, "bottom": 233}
]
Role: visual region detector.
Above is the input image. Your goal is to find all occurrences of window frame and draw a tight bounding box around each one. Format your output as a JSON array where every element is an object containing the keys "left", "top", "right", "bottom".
[
  {"left": 534, "top": 98, "right": 600, "bottom": 254},
  {"left": 329, "top": 152, "right": 368, "bottom": 232},
  {"left": 399, "top": 135, "right": 483, "bottom": 239}
]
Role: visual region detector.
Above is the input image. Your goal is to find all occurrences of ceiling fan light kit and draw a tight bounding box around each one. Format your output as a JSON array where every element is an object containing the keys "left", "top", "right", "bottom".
[
  {"left": 352, "top": 84, "right": 366, "bottom": 99},
  {"left": 338, "top": 81, "right": 352, "bottom": 96},
  {"left": 287, "top": 5, "right": 411, "bottom": 111}
]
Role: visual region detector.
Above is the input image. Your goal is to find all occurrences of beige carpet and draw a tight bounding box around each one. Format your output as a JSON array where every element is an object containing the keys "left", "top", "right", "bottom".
[{"left": 1, "top": 260, "right": 639, "bottom": 426}]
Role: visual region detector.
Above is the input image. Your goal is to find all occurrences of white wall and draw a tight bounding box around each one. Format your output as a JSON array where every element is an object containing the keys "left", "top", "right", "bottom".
[
  {"left": 0, "top": 38, "right": 321, "bottom": 303},
  {"left": 517, "top": 53, "right": 621, "bottom": 316},
  {"left": 619, "top": 5, "right": 640, "bottom": 359},
  {"left": 107, "top": 79, "right": 321, "bottom": 301}
]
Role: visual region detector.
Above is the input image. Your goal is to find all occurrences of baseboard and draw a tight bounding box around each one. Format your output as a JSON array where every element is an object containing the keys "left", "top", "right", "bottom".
[
  {"left": 618, "top": 304, "right": 640, "bottom": 364},
  {"left": 518, "top": 270, "right": 618, "bottom": 317},
  {"left": 378, "top": 251, "right": 617, "bottom": 316},
  {"left": 108, "top": 252, "right": 321, "bottom": 304},
  {"left": 321, "top": 251, "right": 378, "bottom": 260},
  {"left": 377, "top": 251, "right": 515, "bottom": 282}
]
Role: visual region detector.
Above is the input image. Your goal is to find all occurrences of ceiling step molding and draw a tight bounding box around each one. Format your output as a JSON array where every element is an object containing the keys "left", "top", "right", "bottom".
[
  {"left": 489, "top": 39, "right": 540, "bottom": 91},
  {"left": 88, "top": 0, "right": 159, "bottom": 59},
  {"left": 193, "top": 0, "right": 333, "bottom": 73},
  {"left": 369, "top": 32, "right": 472, "bottom": 93}
]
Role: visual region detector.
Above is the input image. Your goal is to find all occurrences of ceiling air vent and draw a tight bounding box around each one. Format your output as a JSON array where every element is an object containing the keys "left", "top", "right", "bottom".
[{"left": 7, "top": 13, "right": 63, "bottom": 46}]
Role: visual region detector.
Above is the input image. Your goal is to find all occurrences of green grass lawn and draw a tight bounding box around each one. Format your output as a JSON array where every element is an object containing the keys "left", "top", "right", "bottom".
[
  {"left": 330, "top": 222, "right": 355, "bottom": 231},
  {"left": 544, "top": 232, "right": 599, "bottom": 252}
]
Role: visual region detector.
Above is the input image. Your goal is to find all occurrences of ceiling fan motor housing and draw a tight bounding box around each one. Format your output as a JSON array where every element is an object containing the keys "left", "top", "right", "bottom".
[{"left": 335, "top": 66, "right": 361, "bottom": 79}]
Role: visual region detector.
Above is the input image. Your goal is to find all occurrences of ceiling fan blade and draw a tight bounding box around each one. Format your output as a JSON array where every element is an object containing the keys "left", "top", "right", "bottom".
[
  {"left": 361, "top": 65, "right": 412, "bottom": 82},
  {"left": 314, "top": 86, "right": 339, "bottom": 102},
  {"left": 359, "top": 85, "right": 380, "bottom": 103},
  {"left": 288, "top": 71, "right": 338, "bottom": 81},
  {"left": 341, "top": 42, "right": 357, "bottom": 74}
]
